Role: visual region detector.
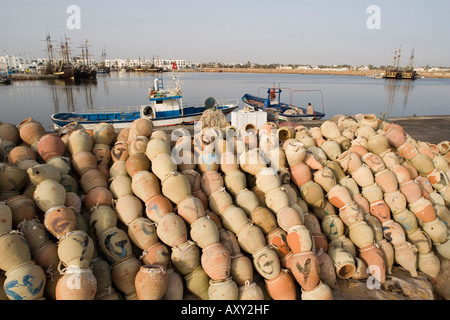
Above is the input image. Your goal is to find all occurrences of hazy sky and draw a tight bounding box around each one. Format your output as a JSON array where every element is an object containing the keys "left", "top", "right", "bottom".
[{"left": 1, "top": 0, "right": 449, "bottom": 67}]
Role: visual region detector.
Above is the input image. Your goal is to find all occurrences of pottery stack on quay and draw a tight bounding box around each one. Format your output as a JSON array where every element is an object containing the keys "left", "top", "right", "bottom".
[{"left": 1, "top": 114, "right": 450, "bottom": 301}]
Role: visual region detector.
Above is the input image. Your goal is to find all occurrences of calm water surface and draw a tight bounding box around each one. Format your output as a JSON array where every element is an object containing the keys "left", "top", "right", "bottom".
[{"left": 1, "top": 72, "right": 450, "bottom": 130}]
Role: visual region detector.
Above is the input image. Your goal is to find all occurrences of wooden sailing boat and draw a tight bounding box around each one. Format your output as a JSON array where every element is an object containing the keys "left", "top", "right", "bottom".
[
  {"left": 42, "top": 33, "right": 56, "bottom": 75},
  {"left": 74, "top": 39, "right": 97, "bottom": 80},
  {"left": 401, "top": 48, "right": 417, "bottom": 80},
  {"left": 54, "top": 37, "right": 75, "bottom": 79},
  {"left": 384, "top": 46, "right": 418, "bottom": 80},
  {"left": 384, "top": 46, "right": 402, "bottom": 79},
  {"left": 97, "top": 48, "right": 110, "bottom": 74}
]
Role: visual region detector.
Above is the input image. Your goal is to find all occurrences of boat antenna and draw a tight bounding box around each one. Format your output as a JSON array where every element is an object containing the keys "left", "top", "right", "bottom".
[{"left": 168, "top": 44, "right": 181, "bottom": 92}]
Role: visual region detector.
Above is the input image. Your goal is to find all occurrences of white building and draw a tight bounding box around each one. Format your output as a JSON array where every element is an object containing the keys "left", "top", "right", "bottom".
[
  {"left": 0, "top": 55, "right": 22, "bottom": 70},
  {"left": 0, "top": 55, "right": 39, "bottom": 72},
  {"left": 154, "top": 59, "right": 186, "bottom": 70},
  {"left": 85, "top": 57, "right": 189, "bottom": 70}
]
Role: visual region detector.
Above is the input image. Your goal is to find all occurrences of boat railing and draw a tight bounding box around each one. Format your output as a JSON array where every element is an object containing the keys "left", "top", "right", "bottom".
[
  {"left": 182, "top": 99, "right": 239, "bottom": 108},
  {"left": 289, "top": 89, "right": 325, "bottom": 114},
  {"left": 83, "top": 105, "right": 140, "bottom": 113},
  {"left": 257, "top": 87, "right": 292, "bottom": 100}
]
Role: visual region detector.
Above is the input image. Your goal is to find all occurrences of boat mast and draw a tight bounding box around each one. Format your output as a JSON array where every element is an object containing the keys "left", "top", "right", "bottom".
[
  {"left": 80, "top": 43, "right": 85, "bottom": 68},
  {"left": 396, "top": 45, "right": 402, "bottom": 69},
  {"left": 392, "top": 47, "right": 398, "bottom": 68},
  {"left": 85, "top": 40, "right": 90, "bottom": 69},
  {"left": 44, "top": 33, "right": 56, "bottom": 73},
  {"left": 408, "top": 48, "right": 415, "bottom": 69}
]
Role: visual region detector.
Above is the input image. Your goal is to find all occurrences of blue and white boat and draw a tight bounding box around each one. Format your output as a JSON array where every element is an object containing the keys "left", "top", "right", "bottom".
[
  {"left": 242, "top": 86, "right": 325, "bottom": 122},
  {"left": 51, "top": 74, "right": 239, "bottom": 130}
]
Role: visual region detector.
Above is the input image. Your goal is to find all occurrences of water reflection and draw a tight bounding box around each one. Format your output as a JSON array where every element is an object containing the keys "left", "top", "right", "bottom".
[
  {"left": 384, "top": 79, "right": 414, "bottom": 115},
  {"left": 2, "top": 72, "right": 446, "bottom": 130},
  {"left": 48, "top": 78, "right": 98, "bottom": 114}
]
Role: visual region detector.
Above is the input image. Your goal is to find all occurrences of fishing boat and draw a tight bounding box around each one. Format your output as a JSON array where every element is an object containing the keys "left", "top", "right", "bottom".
[
  {"left": 242, "top": 86, "right": 325, "bottom": 122},
  {"left": 51, "top": 73, "right": 239, "bottom": 130},
  {"left": 74, "top": 40, "right": 97, "bottom": 81},
  {"left": 383, "top": 46, "right": 418, "bottom": 80},
  {"left": 0, "top": 71, "right": 12, "bottom": 85},
  {"left": 96, "top": 48, "right": 111, "bottom": 74}
]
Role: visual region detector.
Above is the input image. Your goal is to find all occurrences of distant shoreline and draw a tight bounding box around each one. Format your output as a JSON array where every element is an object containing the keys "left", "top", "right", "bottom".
[
  {"left": 193, "top": 67, "right": 450, "bottom": 79},
  {"left": 10, "top": 68, "right": 450, "bottom": 80}
]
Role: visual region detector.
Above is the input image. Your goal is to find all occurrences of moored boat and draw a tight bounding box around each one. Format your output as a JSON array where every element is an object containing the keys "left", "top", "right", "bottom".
[
  {"left": 51, "top": 74, "right": 238, "bottom": 130},
  {"left": 0, "top": 71, "right": 12, "bottom": 85},
  {"left": 242, "top": 86, "right": 325, "bottom": 122}
]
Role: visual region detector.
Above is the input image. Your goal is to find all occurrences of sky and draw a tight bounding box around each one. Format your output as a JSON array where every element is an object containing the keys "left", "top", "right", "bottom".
[{"left": 1, "top": 0, "right": 449, "bottom": 67}]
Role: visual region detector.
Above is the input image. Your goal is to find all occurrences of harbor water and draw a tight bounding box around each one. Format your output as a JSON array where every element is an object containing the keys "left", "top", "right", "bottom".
[{"left": 1, "top": 71, "right": 450, "bottom": 130}]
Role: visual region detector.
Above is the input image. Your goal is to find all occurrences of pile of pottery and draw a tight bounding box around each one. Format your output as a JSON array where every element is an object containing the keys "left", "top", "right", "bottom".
[{"left": 0, "top": 113, "right": 449, "bottom": 301}]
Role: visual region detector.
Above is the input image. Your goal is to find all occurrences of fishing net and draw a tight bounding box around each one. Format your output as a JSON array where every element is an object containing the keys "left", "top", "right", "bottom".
[{"left": 199, "top": 98, "right": 230, "bottom": 129}]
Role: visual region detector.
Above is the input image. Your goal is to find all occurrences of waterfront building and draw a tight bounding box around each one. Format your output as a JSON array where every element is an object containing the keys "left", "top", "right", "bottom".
[{"left": 154, "top": 59, "right": 186, "bottom": 70}]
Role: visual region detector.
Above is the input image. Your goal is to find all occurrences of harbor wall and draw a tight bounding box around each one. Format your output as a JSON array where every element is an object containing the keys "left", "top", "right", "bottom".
[
  {"left": 10, "top": 68, "right": 450, "bottom": 80},
  {"left": 196, "top": 67, "right": 450, "bottom": 79}
]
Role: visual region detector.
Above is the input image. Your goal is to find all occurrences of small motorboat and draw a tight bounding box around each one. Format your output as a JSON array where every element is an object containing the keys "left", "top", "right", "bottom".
[
  {"left": 51, "top": 74, "right": 239, "bottom": 130},
  {"left": 242, "top": 86, "right": 325, "bottom": 122}
]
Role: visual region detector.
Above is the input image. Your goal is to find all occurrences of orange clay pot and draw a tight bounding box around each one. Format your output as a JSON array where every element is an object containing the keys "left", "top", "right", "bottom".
[
  {"left": 394, "top": 241, "right": 418, "bottom": 277},
  {"left": 369, "top": 199, "right": 391, "bottom": 223},
  {"left": 141, "top": 242, "right": 170, "bottom": 269},
  {"left": 339, "top": 201, "right": 364, "bottom": 226},
  {"left": 156, "top": 212, "right": 188, "bottom": 248},
  {"left": 266, "top": 228, "right": 291, "bottom": 258},
  {"left": 37, "top": 134, "right": 66, "bottom": 162},
  {"left": 337, "top": 151, "right": 362, "bottom": 174},
  {"left": 409, "top": 197, "right": 437, "bottom": 223},
  {"left": 398, "top": 141, "right": 419, "bottom": 160},
  {"left": 43, "top": 206, "right": 77, "bottom": 240},
  {"left": 265, "top": 269, "right": 297, "bottom": 300},
  {"left": 382, "top": 219, "right": 406, "bottom": 246},
  {"left": 84, "top": 186, "right": 114, "bottom": 210},
  {"left": 111, "top": 140, "right": 129, "bottom": 162},
  {"left": 144, "top": 194, "right": 173, "bottom": 223},
  {"left": 201, "top": 242, "right": 231, "bottom": 281},
  {"left": 399, "top": 180, "right": 423, "bottom": 204},
  {"left": 18, "top": 118, "right": 46, "bottom": 146},
  {"left": 359, "top": 243, "right": 386, "bottom": 284},
  {"left": 70, "top": 151, "right": 97, "bottom": 177},
  {"left": 375, "top": 169, "right": 399, "bottom": 193},
  {"left": 135, "top": 265, "right": 168, "bottom": 300},
  {"left": 286, "top": 224, "right": 314, "bottom": 253},
  {"left": 177, "top": 195, "right": 205, "bottom": 224},
  {"left": 290, "top": 162, "right": 312, "bottom": 187},
  {"left": 55, "top": 266, "right": 96, "bottom": 300},
  {"left": 289, "top": 251, "right": 321, "bottom": 291},
  {"left": 327, "top": 184, "right": 353, "bottom": 209},
  {"left": 384, "top": 125, "right": 406, "bottom": 148}
]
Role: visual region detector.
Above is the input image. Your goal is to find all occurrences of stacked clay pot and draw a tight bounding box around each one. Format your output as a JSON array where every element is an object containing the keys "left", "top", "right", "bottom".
[
  {"left": 23, "top": 132, "right": 70, "bottom": 298},
  {"left": 2, "top": 113, "right": 450, "bottom": 301},
  {"left": 92, "top": 122, "right": 147, "bottom": 300},
  {"left": 383, "top": 127, "right": 445, "bottom": 281},
  {"left": 239, "top": 129, "right": 333, "bottom": 300},
  {"left": 0, "top": 202, "right": 46, "bottom": 300},
  {"left": 187, "top": 130, "right": 237, "bottom": 300},
  {"left": 217, "top": 136, "right": 291, "bottom": 300},
  {"left": 30, "top": 164, "right": 97, "bottom": 300},
  {"left": 343, "top": 127, "right": 418, "bottom": 279},
  {"left": 313, "top": 125, "right": 377, "bottom": 283},
  {"left": 2, "top": 125, "right": 68, "bottom": 300},
  {"left": 137, "top": 130, "right": 200, "bottom": 300}
]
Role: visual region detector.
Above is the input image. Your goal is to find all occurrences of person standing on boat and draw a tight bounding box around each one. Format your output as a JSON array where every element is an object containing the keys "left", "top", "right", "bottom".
[{"left": 306, "top": 103, "right": 314, "bottom": 115}]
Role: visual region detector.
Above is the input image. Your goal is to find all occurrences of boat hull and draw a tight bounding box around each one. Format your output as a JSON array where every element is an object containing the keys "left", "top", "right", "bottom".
[
  {"left": 242, "top": 94, "right": 325, "bottom": 121},
  {"left": 51, "top": 105, "right": 238, "bottom": 130}
]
